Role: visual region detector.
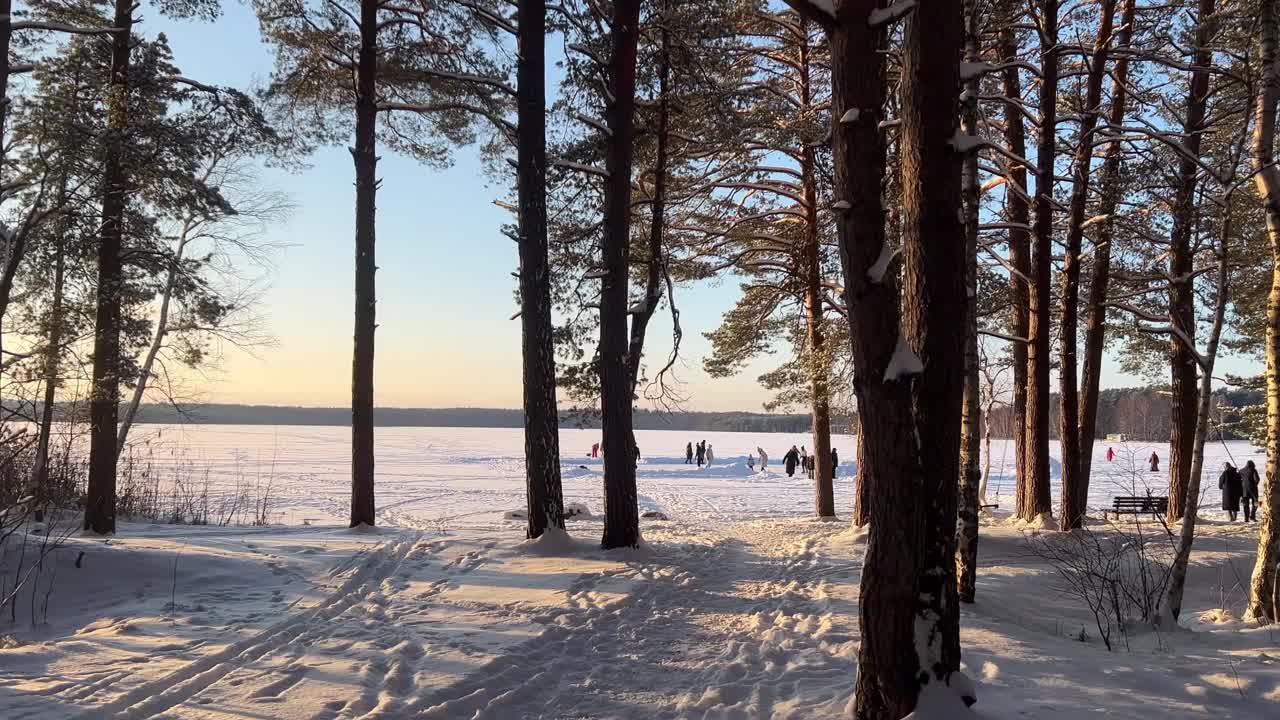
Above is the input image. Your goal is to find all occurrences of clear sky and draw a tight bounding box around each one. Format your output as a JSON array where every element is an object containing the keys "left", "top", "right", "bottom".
[{"left": 149, "top": 5, "right": 1261, "bottom": 413}]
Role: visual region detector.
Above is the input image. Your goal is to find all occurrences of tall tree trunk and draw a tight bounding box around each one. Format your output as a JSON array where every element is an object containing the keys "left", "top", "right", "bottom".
[
  {"left": 117, "top": 223, "right": 190, "bottom": 456},
  {"left": 1023, "top": 0, "right": 1057, "bottom": 523},
  {"left": 956, "top": 0, "right": 981, "bottom": 604},
  {"left": 599, "top": 0, "right": 642, "bottom": 550},
  {"left": 825, "top": 3, "right": 915, "bottom": 716},
  {"left": 854, "top": 426, "right": 869, "bottom": 526},
  {"left": 800, "top": 25, "right": 834, "bottom": 518},
  {"left": 517, "top": 0, "right": 565, "bottom": 539},
  {"left": 84, "top": 0, "right": 134, "bottom": 535},
  {"left": 899, "top": 0, "right": 965, "bottom": 700},
  {"left": 1079, "top": 0, "right": 1137, "bottom": 484},
  {"left": 1058, "top": 0, "right": 1117, "bottom": 530},
  {"left": 349, "top": 0, "right": 378, "bottom": 528},
  {"left": 625, "top": 9, "right": 668, "bottom": 397},
  {"left": 1249, "top": 0, "right": 1280, "bottom": 624},
  {"left": 31, "top": 199, "right": 68, "bottom": 516},
  {"left": 1167, "top": 0, "right": 1215, "bottom": 523},
  {"left": 997, "top": 0, "right": 1032, "bottom": 520},
  {"left": 1163, "top": 200, "right": 1231, "bottom": 624}
]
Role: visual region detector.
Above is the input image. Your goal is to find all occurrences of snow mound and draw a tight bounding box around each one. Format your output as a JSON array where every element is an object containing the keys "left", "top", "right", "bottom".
[
  {"left": 901, "top": 672, "right": 978, "bottom": 718},
  {"left": 641, "top": 510, "right": 669, "bottom": 520},
  {"left": 565, "top": 502, "right": 593, "bottom": 519},
  {"left": 503, "top": 509, "right": 527, "bottom": 521}
]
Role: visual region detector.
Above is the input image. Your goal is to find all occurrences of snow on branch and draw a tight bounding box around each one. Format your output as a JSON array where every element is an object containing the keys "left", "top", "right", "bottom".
[
  {"left": 869, "top": 0, "right": 916, "bottom": 28},
  {"left": 867, "top": 243, "right": 898, "bottom": 283},
  {"left": 884, "top": 337, "right": 924, "bottom": 382},
  {"left": 840, "top": 108, "right": 861, "bottom": 124},
  {"left": 571, "top": 112, "right": 611, "bottom": 136},
  {"left": 978, "top": 329, "right": 1030, "bottom": 344},
  {"left": 567, "top": 43, "right": 607, "bottom": 68},
  {"left": 377, "top": 101, "right": 515, "bottom": 135},
  {"left": 583, "top": 267, "right": 609, "bottom": 280},
  {"left": 553, "top": 159, "right": 610, "bottom": 178},
  {"left": 1110, "top": 301, "right": 1209, "bottom": 371}
]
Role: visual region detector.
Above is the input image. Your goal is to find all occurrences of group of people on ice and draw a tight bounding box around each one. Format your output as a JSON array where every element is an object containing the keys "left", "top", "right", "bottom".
[
  {"left": 685, "top": 441, "right": 715, "bottom": 467},
  {"left": 1219, "top": 461, "right": 1262, "bottom": 522},
  {"left": 680, "top": 442, "right": 840, "bottom": 477},
  {"left": 778, "top": 445, "right": 837, "bottom": 478}
]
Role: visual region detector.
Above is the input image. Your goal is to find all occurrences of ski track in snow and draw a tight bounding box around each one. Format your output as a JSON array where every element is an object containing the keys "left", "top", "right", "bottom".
[{"left": 3, "top": 428, "right": 1280, "bottom": 719}]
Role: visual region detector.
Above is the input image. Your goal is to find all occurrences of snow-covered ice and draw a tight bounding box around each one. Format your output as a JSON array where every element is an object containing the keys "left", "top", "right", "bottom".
[{"left": 0, "top": 424, "right": 1276, "bottom": 719}]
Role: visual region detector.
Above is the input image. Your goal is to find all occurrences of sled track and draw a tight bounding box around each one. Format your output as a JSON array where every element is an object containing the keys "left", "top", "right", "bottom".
[{"left": 75, "top": 532, "right": 424, "bottom": 720}]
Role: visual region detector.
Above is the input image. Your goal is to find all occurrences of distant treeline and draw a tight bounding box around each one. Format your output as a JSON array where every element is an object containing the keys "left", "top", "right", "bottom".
[
  {"left": 18, "top": 402, "right": 833, "bottom": 434},
  {"left": 985, "top": 386, "right": 1263, "bottom": 441}
]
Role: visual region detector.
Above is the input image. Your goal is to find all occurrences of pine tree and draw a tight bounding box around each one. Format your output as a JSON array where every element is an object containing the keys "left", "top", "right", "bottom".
[{"left": 255, "top": 0, "right": 505, "bottom": 527}]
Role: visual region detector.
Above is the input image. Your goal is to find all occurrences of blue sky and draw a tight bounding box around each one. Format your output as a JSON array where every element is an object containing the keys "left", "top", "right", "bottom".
[{"left": 148, "top": 4, "right": 1261, "bottom": 412}]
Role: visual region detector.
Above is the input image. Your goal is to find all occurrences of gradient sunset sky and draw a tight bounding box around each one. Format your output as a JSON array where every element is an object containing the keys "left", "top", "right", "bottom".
[{"left": 146, "top": 5, "right": 1260, "bottom": 412}]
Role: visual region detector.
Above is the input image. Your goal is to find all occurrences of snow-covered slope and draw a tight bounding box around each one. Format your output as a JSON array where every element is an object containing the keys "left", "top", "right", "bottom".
[{"left": 0, "top": 425, "right": 1275, "bottom": 719}]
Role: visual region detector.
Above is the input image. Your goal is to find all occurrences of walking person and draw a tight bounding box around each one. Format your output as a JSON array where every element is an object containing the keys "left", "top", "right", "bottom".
[
  {"left": 1149, "top": 452, "right": 1159, "bottom": 472},
  {"left": 800, "top": 446, "right": 808, "bottom": 471},
  {"left": 1241, "top": 460, "right": 1261, "bottom": 522},
  {"left": 757, "top": 447, "right": 768, "bottom": 471},
  {"left": 696, "top": 441, "right": 705, "bottom": 468},
  {"left": 831, "top": 448, "right": 839, "bottom": 478},
  {"left": 1219, "top": 462, "right": 1243, "bottom": 522},
  {"left": 1106, "top": 447, "right": 1115, "bottom": 462},
  {"left": 783, "top": 445, "right": 800, "bottom": 477},
  {"left": 748, "top": 453, "right": 755, "bottom": 471},
  {"left": 686, "top": 442, "right": 693, "bottom": 464},
  {"left": 706, "top": 444, "right": 715, "bottom": 467},
  {"left": 591, "top": 442, "right": 600, "bottom": 458}
]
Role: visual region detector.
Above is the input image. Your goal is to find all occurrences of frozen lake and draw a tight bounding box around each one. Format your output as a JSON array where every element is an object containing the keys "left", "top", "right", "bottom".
[{"left": 115, "top": 424, "right": 1262, "bottom": 527}]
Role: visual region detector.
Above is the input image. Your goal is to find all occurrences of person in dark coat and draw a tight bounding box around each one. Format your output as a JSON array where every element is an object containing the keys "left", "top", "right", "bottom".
[
  {"left": 1219, "top": 462, "right": 1243, "bottom": 521},
  {"left": 1149, "top": 452, "right": 1160, "bottom": 472},
  {"left": 1241, "top": 460, "right": 1261, "bottom": 522},
  {"left": 686, "top": 442, "right": 693, "bottom": 464},
  {"left": 783, "top": 446, "right": 800, "bottom": 477},
  {"left": 831, "top": 448, "right": 839, "bottom": 477},
  {"left": 696, "top": 441, "right": 705, "bottom": 467}
]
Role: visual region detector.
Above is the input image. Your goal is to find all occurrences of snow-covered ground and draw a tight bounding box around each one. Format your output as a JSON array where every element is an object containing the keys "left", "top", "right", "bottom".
[{"left": 1, "top": 425, "right": 1276, "bottom": 719}]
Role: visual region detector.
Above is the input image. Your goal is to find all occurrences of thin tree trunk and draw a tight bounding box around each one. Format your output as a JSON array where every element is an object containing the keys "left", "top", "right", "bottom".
[
  {"left": 1249, "top": 0, "right": 1280, "bottom": 624},
  {"left": 117, "top": 223, "right": 190, "bottom": 456},
  {"left": 625, "top": 8, "right": 668, "bottom": 397},
  {"left": 997, "top": 0, "right": 1032, "bottom": 520},
  {"left": 1166, "top": 0, "right": 1215, "bottom": 523},
  {"left": 854, "top": 426, "right": 869, "bottom": 526},
  {"left": 1163, "top": 199, "right": 1232, "bottom": 624},
  {"left": 1059, "top": 0, "right": 1117, "bottom": 530},
  {"left": 517, "top": 0, "right": 565, "bottom": 539},
  {"left": 84, "top": 0, "right": 134, "bottom": 535},
  {"left": 800, "top": 25, "right": 834, "bottom": 518},
  {"left": 899, "top": 0, "right": 965, "bottom": 699},
  {"left": 349, "top": 0, "right": 378, "bottom": 528},
  {"left": 956, "top": 0, "right": 982, "bottom": 604},
  {"left": 599, "top": 0, "right": 642, "bottom": 550},
  {"left": 32, "top": 198, "right": 68, "bottom": 516},
  {"left": 1023, "top": 0, "right": 1057, "bottom": 523},
  {"left": 1079, "top": 0, "right": 1137, "bottom": 484}
]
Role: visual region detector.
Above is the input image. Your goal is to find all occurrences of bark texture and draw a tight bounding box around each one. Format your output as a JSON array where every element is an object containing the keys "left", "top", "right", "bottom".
[
  {"left": 1166, "top": 0, "right": 1215, "bottom": 523},
  {"left": 599, "top": 0, "right": 642, "bottom": 549},
  {"left": 1079, "top": 0, "right": 1137, "bottom": 483},
  {"left": 1058, "top": 0, "right": 1117, "bottom": 530},
  {"left": 517, "top": 0, "right": 565, "bottom": 538},
  {"left": 956, "top": 0, "right": 981, "bottom": 604},
  {"left": 1249, "top": 0, "right": 1280, "bottom": 623},
  {"left": 84, "top": 0, "right": 134, "bottom": 535},
  {"left": 997, "top": 0, "right": 1032, "bottom": 519},
  {"left": 349, "top": 0, "right": 378, "bottom": 528},
  {"left": 1022, "top": 0, "right": 1057, "bottom": 522}
]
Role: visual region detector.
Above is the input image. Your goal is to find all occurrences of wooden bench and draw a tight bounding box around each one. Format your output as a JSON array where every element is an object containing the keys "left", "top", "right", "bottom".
[{"left": 1108, "top": 495, "right": 1168, "bottom": 519}]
